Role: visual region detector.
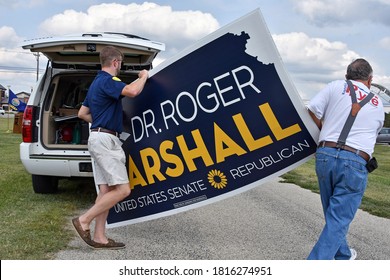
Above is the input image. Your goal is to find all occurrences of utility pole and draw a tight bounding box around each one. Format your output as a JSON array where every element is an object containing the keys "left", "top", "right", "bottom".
[{"left": 33, "top": 52, "right": 40, "bottom": 81}]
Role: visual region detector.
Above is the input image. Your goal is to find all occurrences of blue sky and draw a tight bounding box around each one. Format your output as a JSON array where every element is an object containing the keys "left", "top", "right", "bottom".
[{"left": 1, "top": 0, "right": 390, "bottom": 101}]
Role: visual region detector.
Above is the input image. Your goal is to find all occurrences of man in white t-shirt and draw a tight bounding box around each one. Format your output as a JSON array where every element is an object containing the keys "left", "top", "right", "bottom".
[{"left": 306, "top": 58, "right": 384, "bottom": 260}]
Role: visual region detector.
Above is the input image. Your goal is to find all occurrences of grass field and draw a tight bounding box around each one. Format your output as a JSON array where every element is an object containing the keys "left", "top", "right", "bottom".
[
  {"left": 0, "top": 116, "right": 389, "bottom": 259},
  {"left": 0, "top": 116, "right": 95, "bottom": 259}
]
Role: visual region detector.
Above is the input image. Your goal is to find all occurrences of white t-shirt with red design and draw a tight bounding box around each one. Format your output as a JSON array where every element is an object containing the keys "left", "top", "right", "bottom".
[{"left": 307, "top": 80, "right": 384, "bottom": 157}]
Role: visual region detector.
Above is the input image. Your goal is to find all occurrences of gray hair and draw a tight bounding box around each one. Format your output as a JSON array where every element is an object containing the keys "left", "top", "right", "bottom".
[{"left": 345, "top": 58, "right": 373, "bottom": 81}]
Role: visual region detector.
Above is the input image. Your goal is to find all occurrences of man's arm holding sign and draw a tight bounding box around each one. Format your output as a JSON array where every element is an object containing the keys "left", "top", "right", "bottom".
[
  {"left": 77, "top": 69, "right": 149, "bottom": 123},
  {"left": 121, "top": 69, "right": 149, "bottom": 97},
  {"left": 307, "top": 109, "right": 322, "bottom": 130}
]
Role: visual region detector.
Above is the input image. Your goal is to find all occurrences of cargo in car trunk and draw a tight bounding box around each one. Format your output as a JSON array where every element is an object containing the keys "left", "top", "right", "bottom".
[{"left": 41, "top": 72, "right": 138, "bottom": 148}]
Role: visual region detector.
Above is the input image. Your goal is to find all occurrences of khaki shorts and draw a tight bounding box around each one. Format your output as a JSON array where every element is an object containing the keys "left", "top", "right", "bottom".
[{"left": 88, "top": 131, "right": 129, "bottom": 186}]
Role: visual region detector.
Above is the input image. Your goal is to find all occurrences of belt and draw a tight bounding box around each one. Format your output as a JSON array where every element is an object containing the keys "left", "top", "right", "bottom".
[
  {"left": 318, "top": 141, "right": 369, "bottom": 162},
  {"left": 91, "top": 127, "right": 119, "bottom": 137}
]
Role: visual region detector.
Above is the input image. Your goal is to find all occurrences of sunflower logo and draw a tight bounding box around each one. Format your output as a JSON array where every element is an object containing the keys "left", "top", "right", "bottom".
[{"left": 207, "top": 169, "right": 228, "bottom": 189}]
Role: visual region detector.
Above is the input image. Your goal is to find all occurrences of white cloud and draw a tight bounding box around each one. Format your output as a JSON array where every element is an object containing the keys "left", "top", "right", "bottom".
[
  {"left": 0, "top": 26, "right": 25, "bottom": 48},
  {"left": 271, "top": 31, "right": 390, "bottom": 99},
  {"left": 272, "top": 32, "right": 360, "bottom": 99},
  {"left": 2, "top": 2, "right": 220, "bottom": 92},
  {"left": 39, "top": 2, "right": 220, "bottom": 58},
  {"left": 291, "top": 0, "right": 390, "bottom": 26},
  {"left": 3, "top": 1, "right": 390, "bottom": 97},
  {"left": 0, "top": 26, "right": 41, "bottom": 91},
  {"left": 0, "top": 48, "right": 39, "bottom": 92},
  {"left": 273, "top": 32, "right": 359, "bottom": 73},
  {"left": 0, "top": 27, "right": 35, "bottom": 68}
]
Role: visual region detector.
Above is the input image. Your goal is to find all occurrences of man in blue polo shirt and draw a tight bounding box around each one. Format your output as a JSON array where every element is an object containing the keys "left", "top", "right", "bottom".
[{"left": 73, "top": 46, "right": 149, "bottom": 249}]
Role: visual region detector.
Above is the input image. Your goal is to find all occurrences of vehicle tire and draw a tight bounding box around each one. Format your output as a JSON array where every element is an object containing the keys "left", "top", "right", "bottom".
[{"left": 32, "top": 175, "right": 59, "bottom": 194}]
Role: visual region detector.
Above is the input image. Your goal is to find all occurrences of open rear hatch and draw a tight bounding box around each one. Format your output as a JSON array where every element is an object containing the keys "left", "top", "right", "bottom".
[
  {"left": 22, "top": 32, "right": 165, "bottom": 69},
  {"left": 21, "top": 32, "right": 165, "bottom": 149}
]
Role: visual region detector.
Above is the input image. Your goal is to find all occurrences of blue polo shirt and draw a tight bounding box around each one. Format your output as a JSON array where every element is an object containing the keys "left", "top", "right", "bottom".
[{"left": 83, "top": 71, "right": 126, "bottom": 133}]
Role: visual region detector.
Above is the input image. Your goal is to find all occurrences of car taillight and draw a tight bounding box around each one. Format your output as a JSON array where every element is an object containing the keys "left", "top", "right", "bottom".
[{"left": 22, "top": 105, "right": 35, "bottom": 143}]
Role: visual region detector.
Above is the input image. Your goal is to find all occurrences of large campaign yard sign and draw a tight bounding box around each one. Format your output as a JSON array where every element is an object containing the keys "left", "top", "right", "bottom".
[{"left": 106, "top": 9, "right": 319, "bottom": 227}]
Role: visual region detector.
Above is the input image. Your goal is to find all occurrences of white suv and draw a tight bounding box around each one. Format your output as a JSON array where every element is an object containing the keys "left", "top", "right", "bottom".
[{"left": 20, "top": 32, "right": 164, "bottom": 193}]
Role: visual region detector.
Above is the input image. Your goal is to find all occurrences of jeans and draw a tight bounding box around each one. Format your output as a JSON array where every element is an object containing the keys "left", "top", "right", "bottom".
[{"left": 307, "top": 147, "right": 368, "bottom": 260}]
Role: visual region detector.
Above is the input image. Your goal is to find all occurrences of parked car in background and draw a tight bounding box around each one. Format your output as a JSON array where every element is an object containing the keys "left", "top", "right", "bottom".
[
  {"left": 376, "top": 127, "right": 390, "bottom": 144},
  {"left": 20, "top": 32, "right": 165, "bottom": 193}
]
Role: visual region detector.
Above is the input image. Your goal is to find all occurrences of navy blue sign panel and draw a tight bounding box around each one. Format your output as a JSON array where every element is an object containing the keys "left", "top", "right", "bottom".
[{"left": 104, "top": 10, "right": 319, "bottom": 227}]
